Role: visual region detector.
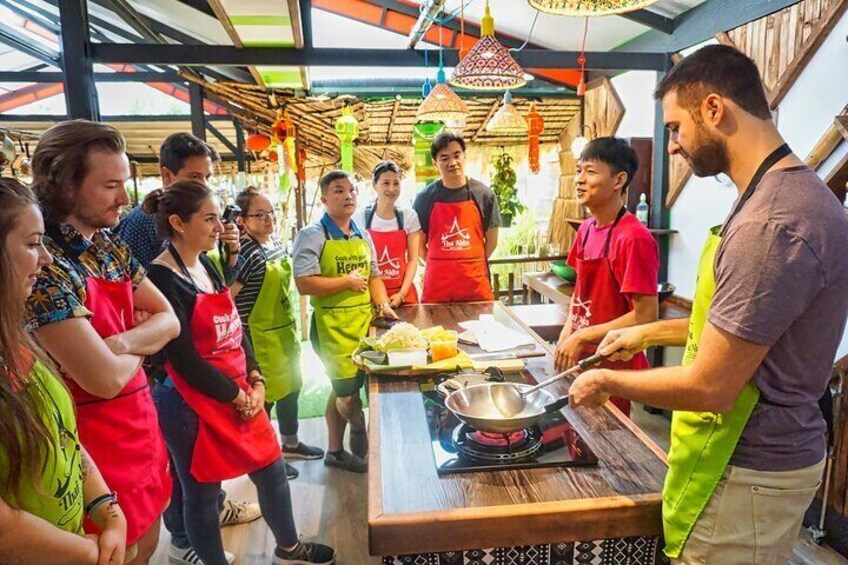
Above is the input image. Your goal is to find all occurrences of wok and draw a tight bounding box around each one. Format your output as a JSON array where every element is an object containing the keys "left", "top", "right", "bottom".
[{"left": 437, "top": 378, "right": 569, "bottom": 434}]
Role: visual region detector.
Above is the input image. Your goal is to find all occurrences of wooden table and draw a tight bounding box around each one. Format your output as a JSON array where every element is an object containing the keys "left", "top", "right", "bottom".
[
  {"left": 522, "top": 271, "right": 691, "bottom": 321},
  {"left": 368, "top": 302, "right": 668, "bottom": 560}
]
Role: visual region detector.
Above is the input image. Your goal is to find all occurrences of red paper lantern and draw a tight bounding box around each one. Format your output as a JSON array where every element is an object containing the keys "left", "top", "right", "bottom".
[
  {"left": 272, "top": 118, "right": 288, "bottom": 144},
  {"left": 266, "top": 150, "right": 278, "bottom": 162},
  {"left": 246, "top": 133, "right": 271, "bottom": 153},
  {"left": 525, "top": 102, "right": 545, "bottom": 174}
]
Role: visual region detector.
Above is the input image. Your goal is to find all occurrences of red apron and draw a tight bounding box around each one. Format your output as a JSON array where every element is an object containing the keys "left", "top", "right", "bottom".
[
  {"left": 67, "top": 277, "right": 171, "bottom": 546},
  {"left": 164, "top": 250, "right": 281, "bottom": 483},
  {"left": 569, "top": 209, "right": 650, "bottom": 417},
  {"left": 365, "top": 205, "right": 418, "bottom": 305},
  {"left": 421, "top": 190, "right": 494, "bottom": 303}
]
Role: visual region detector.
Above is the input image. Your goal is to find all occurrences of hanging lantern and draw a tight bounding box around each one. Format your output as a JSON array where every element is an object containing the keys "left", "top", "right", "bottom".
[
  {"left": 450, "top": 1, "right": 525, "bottom": 91},
  {"left": 246, "top": 133, "right": 272, "bottom": 153},
  {"left": 283, "top": 137, "right": 297, "bottom": 171},
  {"left": 486, "top": 91, "right": 528, "bottom": 135},
  {"left": 417, "top": 67, "right": 468, "bottom": 127},
  {"left": 525, "top": 102, "right": 544, "bottom": 174},
  {"left": 266, "top": 150, "right": 278, "bottom": 163},
  {"left": 297, "top": 147, "right": 307, "bottom": 183},
  {"left": 527, "top": 0, "right": 660, "bottom": 16},
  {"left": 271, "top": 115, "right": 288, "bottom": 144},
  {"left": 412, "top": 121, "right": 445, "bottom": 184},
  {"left": 334, "top": 105, "right": 359, "bottom": 173}
]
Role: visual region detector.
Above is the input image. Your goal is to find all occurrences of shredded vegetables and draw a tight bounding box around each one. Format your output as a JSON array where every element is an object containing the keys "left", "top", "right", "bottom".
[{"left": 375, "top": 322, "right": 427, "bottom": 352}]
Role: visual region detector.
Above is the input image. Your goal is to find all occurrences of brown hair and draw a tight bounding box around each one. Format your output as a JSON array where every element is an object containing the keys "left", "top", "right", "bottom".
[
  {"left": 235, "top": 186, "right": 263, "bottom": 217},
  {"left": 372, "top": 160, "right": 401, "bottom": 184},
  {"left": 0, "top": 178, "right": 55, "bottom": 505},
  {"left": 143, "top": 180, "right": 213, "bottom": 239},
  {"left": 30, "top": 120, "right": 126, "bottom": 224},
  {"left": 654, "top": 44, "right": 771, "bottom": 120}
]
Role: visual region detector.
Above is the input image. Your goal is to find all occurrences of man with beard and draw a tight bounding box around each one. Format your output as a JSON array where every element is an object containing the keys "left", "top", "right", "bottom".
[{"left": 568, "top": 45, "right": 848, "bottom": 563}]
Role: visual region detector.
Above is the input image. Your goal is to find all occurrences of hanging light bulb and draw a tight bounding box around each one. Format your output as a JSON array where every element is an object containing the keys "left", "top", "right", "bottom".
[
  {"left": 486, "top": 91, "right": 528, "bottom": 134},
  {"left": 570, "top": 135, "right": 589, "bottom": 157},
  {"left": 450, "top": 1, "right": 525, "bottom": 91}
]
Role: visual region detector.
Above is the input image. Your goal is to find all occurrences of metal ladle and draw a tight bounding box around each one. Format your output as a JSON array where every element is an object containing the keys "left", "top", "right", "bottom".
[{"left": 491, "top": 353, "right": 606, "bottom": 418}]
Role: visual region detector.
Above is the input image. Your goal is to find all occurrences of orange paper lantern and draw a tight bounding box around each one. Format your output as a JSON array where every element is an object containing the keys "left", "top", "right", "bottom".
[
  {"left": 271, "top": 118, "right": 288, "bottom": 144},
  {"left": 266, "top": 150, "right": 278, "bottom": 162},
  {"left": 246, "top": 133, "right": 271, "bottom": 153},
  {"left": 525, "top": 102, "right": 545, "bottom": 174}
]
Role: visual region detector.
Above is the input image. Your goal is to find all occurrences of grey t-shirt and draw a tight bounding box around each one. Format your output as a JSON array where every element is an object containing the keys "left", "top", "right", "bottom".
[
  {"left": 709, "top": 166, "right": 848, "bottom": 471},
  {"left": 413, "top": 178, "right": 501, "bottom": 234},
  {"left": 292, "top": 219, "right": 379, "bottom": 278}
]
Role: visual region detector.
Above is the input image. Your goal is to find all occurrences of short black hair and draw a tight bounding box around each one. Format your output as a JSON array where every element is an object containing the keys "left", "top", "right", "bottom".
[
  {"left": 159, "top": 133, "right": 220, "bottom": 174},
  {"left": 579, "top": 137, "right": 639, "bottom": 189},
  {"left": 319, "top": 170, "right": 351, "bottom": 195},
  {"left": 430, "top": 132, "right": 466, "bottom": 160},
  {"left": 654, "top": 44, "right": 771, "bottom": 120}
]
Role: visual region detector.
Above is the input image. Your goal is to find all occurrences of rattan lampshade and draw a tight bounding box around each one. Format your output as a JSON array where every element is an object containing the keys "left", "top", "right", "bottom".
[
  {"left": 486, "top": 91, "right": 528, "bottom": 134},
  {"left": 450, "top": 1, "right": 525, "bottom": 91},
  {"left": 417, "top": 67, "right": 468, "bottom": 126},
  {"left": 527, "top": 0, "right": 660, "bottom": 16}
]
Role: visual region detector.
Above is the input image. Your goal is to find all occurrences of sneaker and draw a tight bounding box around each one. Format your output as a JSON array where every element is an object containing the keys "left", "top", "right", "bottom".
[
  {"left": 286, "top": 461, "right": 299, "bottom": 480},
  {"left": 324, "top": 450, "right": 367, "bottom": 473},
  {"left": 273, "top": 541, "right": 336, "bottom": 564},
  {"left": 282, "top": 442, "right": 325, "bottom": 460},
  {"left": 219, "top": 499, "right": 261, "bottom": 527},
  {"left": 349, "top": 429, "right": 368, "bottom": 458},
  {"left": 168, "top": 544, "right": 235, "bottom": 564}
]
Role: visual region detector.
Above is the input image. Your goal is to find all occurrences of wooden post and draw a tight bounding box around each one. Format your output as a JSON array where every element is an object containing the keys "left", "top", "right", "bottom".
[{"left": 507, "top": 272, "right": 515, "bottom": 305}]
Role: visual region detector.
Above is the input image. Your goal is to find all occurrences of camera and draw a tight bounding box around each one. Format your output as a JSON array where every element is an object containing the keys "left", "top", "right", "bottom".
[{"left": 222, "top": 204, "right": 241, "bottom": 224}]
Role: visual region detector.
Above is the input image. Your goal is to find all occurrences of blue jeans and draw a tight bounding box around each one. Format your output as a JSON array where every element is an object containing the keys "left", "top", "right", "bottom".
[{"left": 153, "top": 384, "right": 298, "bottom": 565}]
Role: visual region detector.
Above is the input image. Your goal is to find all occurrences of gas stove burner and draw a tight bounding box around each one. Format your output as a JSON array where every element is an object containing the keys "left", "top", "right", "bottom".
[{"left": 454, "top": 424, "right": 543, "bottom": 463}]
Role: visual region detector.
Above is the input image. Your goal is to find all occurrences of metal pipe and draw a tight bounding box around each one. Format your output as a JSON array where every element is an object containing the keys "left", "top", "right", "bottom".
[{"left": 407, "top": 0, "right": 446, "bottom": 49}]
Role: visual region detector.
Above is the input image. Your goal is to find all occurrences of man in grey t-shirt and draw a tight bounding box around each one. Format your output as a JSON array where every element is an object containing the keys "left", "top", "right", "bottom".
[{"left": 568, "top": 45, "right": 848, "bottom": 563}]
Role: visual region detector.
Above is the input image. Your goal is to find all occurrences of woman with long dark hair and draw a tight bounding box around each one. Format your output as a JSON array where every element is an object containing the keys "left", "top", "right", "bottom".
[
  {"left": 0, "top": 178, "right": 128, "bottom": 564},
  {"left": 144, "top": 180, "right": 335, "bottom": 565}
]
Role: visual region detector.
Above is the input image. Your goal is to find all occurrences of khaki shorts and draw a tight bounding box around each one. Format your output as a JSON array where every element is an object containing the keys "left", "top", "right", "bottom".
[{"left": 674, "top": 458, "right": 825, "bottom": 565}]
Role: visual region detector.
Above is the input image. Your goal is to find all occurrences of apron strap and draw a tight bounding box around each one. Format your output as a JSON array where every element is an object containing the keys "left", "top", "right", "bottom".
[
  {"left": 580, "top": 206, "right": 627, "bottom": 258},
  {"left": 719, "top": 143, "right": 792, "bottom": 237},
  {"left": 364, "top": 204, "right": 376, "bottom": 229},
  {"left": 168, "top": 243, "right": 225, "bottom": 293}
]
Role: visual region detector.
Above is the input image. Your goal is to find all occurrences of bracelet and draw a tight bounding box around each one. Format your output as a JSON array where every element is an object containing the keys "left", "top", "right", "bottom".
[
  {"left": 85, "top": 491, "right": 118, "bottom": 517},
  {"left": 250, "top": 376, "right": 266, "bottom": 387}
]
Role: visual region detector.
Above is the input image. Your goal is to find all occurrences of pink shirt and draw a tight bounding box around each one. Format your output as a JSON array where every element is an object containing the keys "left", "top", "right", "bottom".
[{"left": 567, "top": 212, "right": 659, "bottom": 296}]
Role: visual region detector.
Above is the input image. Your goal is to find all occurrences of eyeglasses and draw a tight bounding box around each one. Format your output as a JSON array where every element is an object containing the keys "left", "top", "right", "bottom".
[{"left": 245, "top": 210, "right": 276, "bottom": 220}]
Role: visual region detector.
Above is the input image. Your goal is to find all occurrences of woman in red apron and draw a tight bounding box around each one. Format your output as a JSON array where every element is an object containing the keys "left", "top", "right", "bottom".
[
  {"left": 359, "top": 160, "right": 421, "bottom": 307},
  {"left": 420, "top": 184, "right": 494, "bottom": 303},
  {"left": 562, "top": 207, "right": 651, "bottom": 417},
  {"left": 144, "top": 181, "right": 335, "bottom": 565}
]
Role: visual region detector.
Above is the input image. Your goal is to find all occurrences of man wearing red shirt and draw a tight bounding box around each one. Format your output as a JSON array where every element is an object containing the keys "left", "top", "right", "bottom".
[{"left": 554, "top": 137, "right": 659, "bottom": 416}]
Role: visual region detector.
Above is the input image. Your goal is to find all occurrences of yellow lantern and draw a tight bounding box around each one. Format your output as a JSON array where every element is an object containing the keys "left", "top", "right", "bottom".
[{"left": 334, "top": 105, "right": 359, "bottom": 173}]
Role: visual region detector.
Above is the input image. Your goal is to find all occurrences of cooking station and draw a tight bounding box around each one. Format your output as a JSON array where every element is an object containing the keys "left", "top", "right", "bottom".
[{"left": 368, "top": 302, "right": 670, "bottom": 565}]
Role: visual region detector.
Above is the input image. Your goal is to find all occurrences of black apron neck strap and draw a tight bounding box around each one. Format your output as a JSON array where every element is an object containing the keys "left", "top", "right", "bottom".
[
  {"left": 395, "top": 207, "right": 404, "bottom": 231},
  {"left": 168, "top": 242, "right": 199, "bottom": 292},
  {"left": 719, "top": 143, "right": 791, "bottom": 237},
  {"left": 582, "top": 206, "right": 627, "bottom": 257}
]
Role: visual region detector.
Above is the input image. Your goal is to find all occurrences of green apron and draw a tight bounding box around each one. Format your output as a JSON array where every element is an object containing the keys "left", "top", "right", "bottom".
[
  {"left": 663, "top": 144, "right": 791, "bottom": 558},
  {"left": 246, "top": 245, "right": 302, "bottom": 403},
  {"left": 312, "top": 236, "right": 373, "bottom": 382},
  {"left": 0, "top": 361, "right": 85, "bottom": 534}
]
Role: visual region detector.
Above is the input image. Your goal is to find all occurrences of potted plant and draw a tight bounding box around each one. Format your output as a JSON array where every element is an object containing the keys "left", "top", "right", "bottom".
[{"left": 491, "top": 151, "right": 524, "bottom": 228}]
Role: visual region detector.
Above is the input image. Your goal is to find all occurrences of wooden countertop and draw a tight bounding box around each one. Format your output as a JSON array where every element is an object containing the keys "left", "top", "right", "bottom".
[
  {"left": 522, "top": 271, "right": 691, "bottom": 320},
  {"left": 367, "top": 302, "right": 668, "bottom": 556}
]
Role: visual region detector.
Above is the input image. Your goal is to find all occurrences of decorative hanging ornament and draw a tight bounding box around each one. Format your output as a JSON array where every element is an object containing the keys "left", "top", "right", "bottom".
[
  {"left": 486, "top": 91, "right": 528, "bottom": 135},
  {"left": 525, "top": 102, "right": 544, "bottom": 174},
  {"left": 450, "top": 1, "right": 526, "bottom": 91},
  {"left": 266, "top": 149, "right": 279, "bottom": 162},
  {"left": 246, "top": 132, "right": 272, "bottom": 153},
  {"left": 412, "top": 121, "right": 445, "bottom": 184},
  {"left": 527, "top": 0, "right": 660, "bottom": 16},
  {"left": 334, "top": 105, "right": 359, "bottom": 173},
  {"left": 418, "top": 67, "right": 468, "bottom": 127},
  {"left": 271, "top": 114, "right": 288, "bottom": 144}
]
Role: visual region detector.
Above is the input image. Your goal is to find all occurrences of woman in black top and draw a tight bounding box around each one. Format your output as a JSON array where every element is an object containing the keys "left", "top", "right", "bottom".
[{"left": 145, "top": 181, "right": 335, "bottom": 565}]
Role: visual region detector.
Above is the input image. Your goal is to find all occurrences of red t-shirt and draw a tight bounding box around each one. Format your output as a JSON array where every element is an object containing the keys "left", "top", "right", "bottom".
[{"left": 567, "top": 212, "right": 659, "bottom": 296}]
